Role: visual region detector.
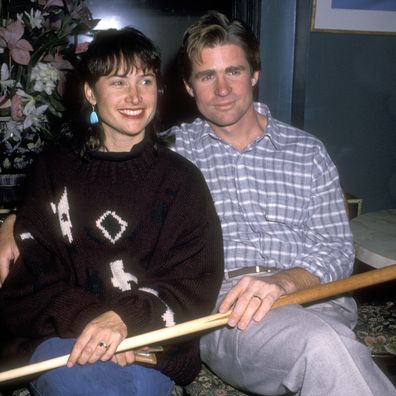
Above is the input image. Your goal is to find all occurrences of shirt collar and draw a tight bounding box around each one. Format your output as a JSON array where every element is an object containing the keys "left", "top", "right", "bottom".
[
  {"left": 253, "top": 102, "right": 282, "bottom": 150},
  {"left": 195, "top": 102, "right": 286, "bottom": 151}
]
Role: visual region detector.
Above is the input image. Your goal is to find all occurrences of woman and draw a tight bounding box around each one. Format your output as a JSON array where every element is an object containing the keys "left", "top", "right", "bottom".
[{"left": 0, "top": 27, "right": 224, "bottom": 395}]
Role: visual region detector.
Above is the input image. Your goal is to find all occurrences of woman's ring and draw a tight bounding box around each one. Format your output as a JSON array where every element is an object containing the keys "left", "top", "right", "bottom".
[{"left": 98, "top": 341, "right": 109, "bottom": 349}]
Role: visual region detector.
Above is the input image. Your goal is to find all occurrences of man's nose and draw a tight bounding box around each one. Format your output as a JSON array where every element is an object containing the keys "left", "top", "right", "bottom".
[{"left": 214, "top": 76, "right": 231, "bottom": 96}]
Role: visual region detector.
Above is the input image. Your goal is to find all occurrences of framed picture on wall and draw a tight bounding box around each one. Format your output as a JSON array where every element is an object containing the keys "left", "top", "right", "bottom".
[{"left": 311, "top": 0, "right": 396, "bottom": 34}]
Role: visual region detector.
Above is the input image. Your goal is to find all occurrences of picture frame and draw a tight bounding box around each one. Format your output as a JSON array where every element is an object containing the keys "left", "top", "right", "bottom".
[{"left": 311, "top": 0, "right": 396, "bottom": 35}]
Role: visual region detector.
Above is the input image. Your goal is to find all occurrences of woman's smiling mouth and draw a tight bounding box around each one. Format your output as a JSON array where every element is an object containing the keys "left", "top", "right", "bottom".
[{"left": 119, "top": 108, "right": 145, "bottom": 118}]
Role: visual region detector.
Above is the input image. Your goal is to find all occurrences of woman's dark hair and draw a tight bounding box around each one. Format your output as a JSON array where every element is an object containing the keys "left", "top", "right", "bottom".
[
  {"left": 81, "top": 26, "right": 162, "bottom": 88},
  {"left": 69, "top": 26, "right": 163, "bottom": 152}
]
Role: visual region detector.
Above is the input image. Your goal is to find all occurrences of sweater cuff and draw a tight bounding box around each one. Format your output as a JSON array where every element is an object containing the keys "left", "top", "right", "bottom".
[{"left": 70, "top": 304, "right": 111, "bottom": 335}]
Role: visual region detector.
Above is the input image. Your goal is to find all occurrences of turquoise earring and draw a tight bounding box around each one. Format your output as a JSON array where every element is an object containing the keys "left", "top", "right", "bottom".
[{"left": 89, "top": 105, "right": 99, "bottom": 124}]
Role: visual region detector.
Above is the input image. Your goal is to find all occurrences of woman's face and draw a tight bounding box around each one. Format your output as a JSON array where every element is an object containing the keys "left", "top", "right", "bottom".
[{"left": 84, "top": 61, "right": 158, "bottom": 151}]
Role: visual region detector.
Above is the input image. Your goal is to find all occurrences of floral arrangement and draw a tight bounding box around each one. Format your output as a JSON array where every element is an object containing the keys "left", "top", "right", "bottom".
[{"left": 0, "top": 0, "right": 97, "bottom": 174}]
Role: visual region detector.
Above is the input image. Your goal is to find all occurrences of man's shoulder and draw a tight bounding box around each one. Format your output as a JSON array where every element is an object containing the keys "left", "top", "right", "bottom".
[
  {"left": 162, "top": 117, "right": 207, "bottom": 141},
  {"left": 255, "top": 102, "right": 325, "bottom": 150},
  {"left": 270, "top": 117, "right": 326, "bottom": 151}
]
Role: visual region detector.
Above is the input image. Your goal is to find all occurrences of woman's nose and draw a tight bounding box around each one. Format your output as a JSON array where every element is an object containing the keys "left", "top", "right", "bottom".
[{"left": 126, "top": 86, "right": 142, "bottom": 104}]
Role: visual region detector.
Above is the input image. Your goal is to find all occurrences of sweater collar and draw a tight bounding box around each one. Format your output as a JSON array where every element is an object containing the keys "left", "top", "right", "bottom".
[
  {"left": 86, "top": 136, "right": 159, "bottom": 177},
  {"left": 89, "top": 136, "right": 151, "bottom": 161}
]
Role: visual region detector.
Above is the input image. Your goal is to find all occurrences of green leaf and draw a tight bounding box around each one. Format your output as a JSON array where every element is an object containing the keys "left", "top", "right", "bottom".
[
  {"left": 48, "top": 94, "right": 65, "bottom": 113},
  {"left": 384, "top": 343, "right": 396, "bottom": 355}
]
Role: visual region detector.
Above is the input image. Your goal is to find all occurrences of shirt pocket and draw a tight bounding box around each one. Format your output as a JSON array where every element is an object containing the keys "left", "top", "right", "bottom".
[{"left": 263, "top": 188, "right": 311, "bottom": 226}]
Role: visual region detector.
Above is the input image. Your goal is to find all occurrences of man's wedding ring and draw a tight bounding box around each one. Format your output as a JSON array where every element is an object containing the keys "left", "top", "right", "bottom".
[{"left": 252, "top": 295, "right": 263, "bottom": 303}]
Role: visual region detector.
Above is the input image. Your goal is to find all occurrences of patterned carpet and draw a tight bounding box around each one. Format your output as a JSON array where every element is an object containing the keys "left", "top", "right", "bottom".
[
  {"left": 3, "top": 301, "right": 395, "bottom": 396},
  {"left": 355, "top": 301, "right": 396, "bottom": 356}
]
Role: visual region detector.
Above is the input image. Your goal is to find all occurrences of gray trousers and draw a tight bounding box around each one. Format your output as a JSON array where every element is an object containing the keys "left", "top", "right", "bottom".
[{"left": 201, "top": 293, "right": 396, "bottom": 396}]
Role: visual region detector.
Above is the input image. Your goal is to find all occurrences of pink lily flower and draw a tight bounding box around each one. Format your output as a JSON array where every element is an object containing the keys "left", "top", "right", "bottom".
[
  {"left": 0, "top": 20, "right": 34, "bottom": 65},
  {"left": 11, "top": 94, "right": 24, "bottom": 121}
]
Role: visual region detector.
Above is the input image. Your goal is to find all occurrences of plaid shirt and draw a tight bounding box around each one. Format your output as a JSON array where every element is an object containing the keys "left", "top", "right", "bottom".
[{"left": 164, "top": 103, "right": 354, "bottom": 283}]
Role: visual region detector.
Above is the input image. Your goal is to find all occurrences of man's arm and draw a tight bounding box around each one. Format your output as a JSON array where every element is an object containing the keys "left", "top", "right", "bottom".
[
  {"left": 0, "top": 214, "right": 19, "bottom": 286},
  {"left": 219, "top": 268, "right": 320, "bottom": 330}
]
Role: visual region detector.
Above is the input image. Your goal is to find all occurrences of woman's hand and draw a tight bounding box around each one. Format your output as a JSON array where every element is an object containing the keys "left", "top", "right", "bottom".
[
  {"left": 0, "top": 214, "right": 19, "bottom": 287},
  {"left": 111, "top": 351, "right": 136, "bottom": 366},
  {"left": 67, "top": 310, "right": 131, "bottom": 367}
]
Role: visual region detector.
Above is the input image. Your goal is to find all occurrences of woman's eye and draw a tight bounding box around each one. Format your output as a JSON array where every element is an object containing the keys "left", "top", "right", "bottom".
[
  {"left": 140, "top": 77, "right": 154, "bottom": 86},
  {"left": 111, "top": 80, "right": 124, "bottom": 86}
]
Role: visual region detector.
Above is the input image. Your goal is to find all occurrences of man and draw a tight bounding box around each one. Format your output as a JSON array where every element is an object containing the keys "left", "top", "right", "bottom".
[{"left": 1, "top": 11, "right": 395, "bottom": 395}]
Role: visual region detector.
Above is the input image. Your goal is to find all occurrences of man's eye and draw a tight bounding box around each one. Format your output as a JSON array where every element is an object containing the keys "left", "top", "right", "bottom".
[
  {"left": 201, "top": 74, "right": 213, "bottom": 81},
  {"left": 229, "top": 69, "right": 241, "bottom": 76}
]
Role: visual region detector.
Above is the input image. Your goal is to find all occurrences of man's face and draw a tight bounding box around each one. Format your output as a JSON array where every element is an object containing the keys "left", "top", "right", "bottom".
[{"left": 184, "top": 44, "right": 259, "bottom": 132}]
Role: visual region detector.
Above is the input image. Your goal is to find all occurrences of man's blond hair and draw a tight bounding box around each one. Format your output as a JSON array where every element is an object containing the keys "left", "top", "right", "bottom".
[{"left": 179, "top": 10, "right": 261, "bottom": 82}]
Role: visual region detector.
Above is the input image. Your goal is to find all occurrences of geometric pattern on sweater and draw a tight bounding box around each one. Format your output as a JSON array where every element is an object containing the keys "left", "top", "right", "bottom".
[
  {"left": 96, "top": 210, "right": 128, "bottom": 244},
  {"left": 50, "top": 186, "right": 73, "bottom": 244},
  {"left": 139, "top": 287, "right": 176, "bottom": 327},
  {"left": 109, "top": 261, "right": 175, "bottom": 327},
  {"left": 20, "top": 232, "right": 34, "bottom": 240},
  {"left": 110, "top": 260, "right": 138, "bottom": 291}
]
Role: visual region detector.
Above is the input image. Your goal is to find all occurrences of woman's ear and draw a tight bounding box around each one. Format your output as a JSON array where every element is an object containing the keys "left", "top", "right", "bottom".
[{"left": 84, "top": 82, "right": 96, "bottom": 106}]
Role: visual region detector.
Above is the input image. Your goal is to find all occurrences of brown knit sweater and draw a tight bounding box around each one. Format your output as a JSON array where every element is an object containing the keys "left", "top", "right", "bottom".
[{"left": 0, "top": 138, "right": 224, "bottom": 385}]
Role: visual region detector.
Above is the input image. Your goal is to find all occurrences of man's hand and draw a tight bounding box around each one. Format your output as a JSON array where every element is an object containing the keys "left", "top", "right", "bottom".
[
  {"left": 219, "top": 275, "right": 286, "bottom": 330},
  {"left": 67, "top": 311, "right": 130, "bottom": 367},
  {"left": 219, "top": 268, "right": 320, "bottom": 330},
  {"left": 0, "top": 214, "right": 19, "bottom": 286}
]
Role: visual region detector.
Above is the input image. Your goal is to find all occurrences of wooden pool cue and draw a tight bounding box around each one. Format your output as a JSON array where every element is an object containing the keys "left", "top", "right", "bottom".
[{"left": 1, "top": 263, "right": 395, "bottom": 383}]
